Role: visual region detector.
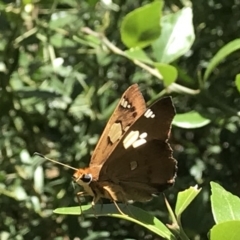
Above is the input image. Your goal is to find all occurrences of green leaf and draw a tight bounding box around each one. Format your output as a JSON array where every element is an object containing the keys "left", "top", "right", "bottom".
[
  {"left": 74, "top": 34, "right": 101, "bottom": 48},
  {"left": 33, "top": 165, "right": 44, "bottom": 194},
  {"left": 173, "top": 111, "right": 211, "bottom": 129},
  {"left": 121, "top": 1, "right": 163, "bottom": 48},
  {"left": 49, "top": 14, "right": 79, "bottom": 29},
  {"left": 210, "top": 220, "right": 240, "bottom": 240},
  {"left": 235, "top": 74, "right": 240, "bottom": 93},
  {"left": 13, "top": 185, "right": 28, "bottom": 201},
  {"left": 152, "top": 7, "right": 195, "bottom": 63},
  {"left": 54, "top": 204, "right": 175, "bottom": 240},
  {"left": 125, "top": 48, "right": 153, "bottom": 64},
  {"left": 210, "top": 182, "right": 240, "bottom": 224},
  {"left": 175, "top": 186, "right": 201, "bottom": 217},
  {"left": 204, "top": 39, "right": 240, "bottom": 81},
  {"left": 154, "top": 63, "right": 178, "bottom": 86}
]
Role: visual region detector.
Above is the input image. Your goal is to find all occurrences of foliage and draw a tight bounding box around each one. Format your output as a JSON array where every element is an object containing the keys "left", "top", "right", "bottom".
[{"left": 1, "top": 0, "right": 240, "bottom": 239}]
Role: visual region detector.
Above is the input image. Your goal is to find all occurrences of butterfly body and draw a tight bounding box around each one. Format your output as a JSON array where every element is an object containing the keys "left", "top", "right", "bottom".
[
  {"left": 73, "top": 168, "right": 128, "bottom": 203},
  {"left": 72, "top": 84, "right": 177, "bottom": 211}
]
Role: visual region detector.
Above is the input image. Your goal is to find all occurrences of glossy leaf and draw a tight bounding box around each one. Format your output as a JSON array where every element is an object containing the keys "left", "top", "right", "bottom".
[
  {"left": 210, "top": 220, "right": 240, "bottom": 240},
  {"left": 152, "top": 7, "right": 195, "bottom": 63},
  {"left": 235, "top": 74, "right": 240, "bottom": 93},
  {"left": 34, "top": 165, "right": 44, "bottom": 194},
  {"left": 154, "top": 63, "right": 178, "bottom": 86},
  {"left": 175, "top": 186, "right": 201, "bottom": 217},
  {"left": 173, "top": 111, "right": 211, "bottom": 129},
  {"left": 54, "top": 204, "right": 175, "bottom": 240},
  {"left": 211, "top": 182, "right": 240, "bottom": 224},
  {"left": 121, "top": 1, "right": 162, "bottom": 48},
  {"left": 204, "top": 39, "right": 240, "bottom": 81},
  {"left": 125, "top": 48, "right": 153, "bottom": 64}
]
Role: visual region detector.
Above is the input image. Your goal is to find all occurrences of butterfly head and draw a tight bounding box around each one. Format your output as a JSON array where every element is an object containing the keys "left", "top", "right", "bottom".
[{"left": 73, "top": 168, "right": 93, "bottom": 186}]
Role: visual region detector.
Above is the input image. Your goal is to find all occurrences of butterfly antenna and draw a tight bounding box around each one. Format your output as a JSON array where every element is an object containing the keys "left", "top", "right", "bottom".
[{"left": 34, "top": 152, "right": 78, "bottom": 171}]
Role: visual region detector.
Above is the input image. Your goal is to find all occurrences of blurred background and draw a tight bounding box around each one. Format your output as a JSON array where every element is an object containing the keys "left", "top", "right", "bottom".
[{"left": 1, "top": 0, "right": 240, "bottom": 239}]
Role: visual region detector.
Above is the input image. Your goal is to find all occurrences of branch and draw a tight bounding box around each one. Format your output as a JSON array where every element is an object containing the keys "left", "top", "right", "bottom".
[{"left": 81, "top": 27, "right": 199, "bottom": 95}]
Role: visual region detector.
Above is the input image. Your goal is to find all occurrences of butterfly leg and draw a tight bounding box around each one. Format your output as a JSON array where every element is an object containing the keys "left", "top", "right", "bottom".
[
  {"left": 98, "top": 198, "right": 104, "bottom": 212},
  {"left": 91, "top": 194, "right": 101, "bottom": 217},
  {"left": 77, "top": 191, "right": 89, "bottom": 196},
  {"left": 112, "top": 200, "right": 127, "bottom": 215},
  {"left": 102, "top": 187, "right": 127, "bottom": 215},
  {"left": 76, "top": 191, "right": 87, "bottom": 216}
]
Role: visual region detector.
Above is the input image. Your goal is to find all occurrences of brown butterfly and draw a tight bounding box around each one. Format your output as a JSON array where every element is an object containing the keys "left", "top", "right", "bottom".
[{"left": 35, "top": 84, "right": 177, "bottom": 214}]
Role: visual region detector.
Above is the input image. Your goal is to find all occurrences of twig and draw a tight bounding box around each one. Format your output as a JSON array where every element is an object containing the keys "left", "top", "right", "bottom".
[{"left": 81, "top": 27, "right": 200, "bottom": 95}]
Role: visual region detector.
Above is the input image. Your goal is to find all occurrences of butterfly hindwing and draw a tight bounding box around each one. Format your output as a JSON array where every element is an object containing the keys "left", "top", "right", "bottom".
[{"left": 98, "top": 97, "right": 177, "bottom": 201}]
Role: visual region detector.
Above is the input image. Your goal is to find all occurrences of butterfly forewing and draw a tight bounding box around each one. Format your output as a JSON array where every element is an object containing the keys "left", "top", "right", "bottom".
[
  {"left": 90, "top": 84, "right": 146, "bottom": 170},
  {"left": 98, "top": 97, "right": 177, "bottom": 201}
]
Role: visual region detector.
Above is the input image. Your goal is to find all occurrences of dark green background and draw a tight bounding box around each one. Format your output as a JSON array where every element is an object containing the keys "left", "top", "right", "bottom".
[{"left": 1, "top": 0, "right": 240, "bottom": 239}]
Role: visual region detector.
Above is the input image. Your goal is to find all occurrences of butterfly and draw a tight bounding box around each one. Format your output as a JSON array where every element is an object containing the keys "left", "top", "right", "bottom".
[
  {"left": 35, "top": 84, "right": 177, "bottom": 214},
  {"left": 72, "top": 84, "right": 177, "bottom": 213}
]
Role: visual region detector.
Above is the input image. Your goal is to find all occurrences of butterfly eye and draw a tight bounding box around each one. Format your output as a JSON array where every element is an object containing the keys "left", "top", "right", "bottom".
[{"left": 81, "top": 173, "right": 92, "bottom": 184}]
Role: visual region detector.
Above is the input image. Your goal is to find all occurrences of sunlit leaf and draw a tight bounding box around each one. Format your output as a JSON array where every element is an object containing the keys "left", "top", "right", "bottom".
[
  {"left": 175, "top": 186, "right": 201, "bottom": 217},
  {"left": 173, "top": 111, "right": 211, "bottom": 129},
  {"left": 34, "top": 165, "right": 44, "bottom": 194},
  {"left": 210, "top": 182, "right": 240, "bottom": 224},
  {"left": 121, "top": 1, "right": 163, "bottom": 48},
  {"left": 152, "top": 7, "right": 195, "bottom": 63},
  {"left": 154, "top": 63, "right": 178, "bottom": 86},
  {"left": 125, "top": 48, "right": 153, "bottom": 64},
  {"left": 54, "top": 204, "right": 175, "bottom": 239},
  {"left": 204, "top": 39, "right": 240, "bottom": 81},
  {"left": 210, "top": 220, "right": 240, "bottom": 240},
  {"left": 235, "top": 74, "right": 240, "bottom": 93},
  {"left": 49, "top": 14, "right": 78, "bottom": 29}
]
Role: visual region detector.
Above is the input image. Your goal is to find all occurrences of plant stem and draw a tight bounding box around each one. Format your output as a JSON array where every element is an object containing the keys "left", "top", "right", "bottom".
[{"left": 81, "top": 27, "right": 199, "bottom": 96}]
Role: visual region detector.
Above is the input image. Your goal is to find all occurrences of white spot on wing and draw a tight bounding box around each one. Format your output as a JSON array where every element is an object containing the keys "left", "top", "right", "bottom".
[
  {"left": 144, "top": 109, "right": 155, "bottom": 118},
  {"left": 123, "top": 130, "right": 139, "bottom": 149},
  {"left": 132, "top": 138, "right": 147, "bottom": 148},
  {"left": 139, "top": 132, "right": 147, "bottom": 139},
  {"left": 144, "top": 109, "right": 151, "bottom": 117},
  {"left": 123, "top": 130, "right": 148, "bottom": 149},
  {"left": 120, "top": 97, "right": 132, "bottom": 109}
]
